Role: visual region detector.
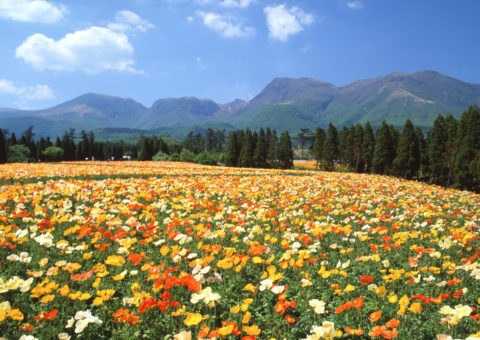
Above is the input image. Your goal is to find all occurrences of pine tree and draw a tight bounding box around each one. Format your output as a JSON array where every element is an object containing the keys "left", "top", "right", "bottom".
[
  {"left": 277, "top": 131, "right": 293, "bottom": 169},
  {"left": 253, "top": 127, "right": 268, "bottom": 168},
  {"left": 338, "top": 126, "right": 350, "bottom": 166},
  {"left": 225, "top": 131, "right": 240, "bottom": 166},
  {"left": 323, "top": 123, "right": 338, "bottom": 170},
  {"left": 393, "top": 119, "right": 420, "bottom": 179},
  {"left": 427, "top": 115, "right": 447, "bottom": 184},
  {"left": 312, "top": 126, "right": 326, "bottom": 168},
  {"left": 138, "top": 136, "right": 153, "bottom": 161},
  {"left": 61, "top": 129, "right": 76, "bottom": 161},
  {"left": 415, "top": 127, "right": 427, "bottom": 180},
  {"left": 362, "top": 122, "right": 375, "bottom": 173},
  {"left": 453, "top": 105, "right": 480, "bottom": 191},
  {"left": 268, "top": 129, "right": 278, "bottom": 168},
  {"left": 9, "top": 132, "right": 17, "bottom": 146},
  {"left": 213, "top": 129, "right": 226, "bottom": 152},
  {"left": 444, "top": 114, "right": 458, "bottom": 186},
  {"left": 239, "top": 129, "right": 254, "bottom": 168},
  {"left": 19, "top": 126, "right": 35, "bottom": 160},
  {"left": 0, "top": 129, "right": 6, "bottom": 164},
  {"left": 205, "top": 128, "right": 215, "bottom": 151},
  {"left": 352, "top": 124, "right": 365, "bottom": 172},
  {"left": 373, "top": 121, "right": 395, "bottom": 174}
]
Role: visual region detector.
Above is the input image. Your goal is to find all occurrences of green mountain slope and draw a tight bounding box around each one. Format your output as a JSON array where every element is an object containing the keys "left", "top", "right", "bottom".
[{"left": 2, "top": 70, "right": 480, "bottom": 139}]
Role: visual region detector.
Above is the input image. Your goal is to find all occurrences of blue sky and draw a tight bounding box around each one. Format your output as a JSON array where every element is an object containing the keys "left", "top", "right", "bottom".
[{"left": 0, "top": 0, "right": 479, "bottom": 109}]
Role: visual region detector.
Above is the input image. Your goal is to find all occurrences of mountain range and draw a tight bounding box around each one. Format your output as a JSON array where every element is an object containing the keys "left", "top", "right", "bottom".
[{"left": 1, "top": 70, "right": 480, "bottom": 139}]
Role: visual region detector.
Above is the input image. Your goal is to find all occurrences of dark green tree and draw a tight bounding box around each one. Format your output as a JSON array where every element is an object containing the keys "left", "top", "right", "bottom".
[
  {"left": 338, "top": 126, "right": 351, "bottom": 166},
  {"left": 323, "top": 123, "right": 338, "bottom": 170},
  {"left": 453, "top": 105, "right": 480, "bottom": 191},
  {"left": 444, "top": 114, "right": 458, "bottom": 186},
  {"left": 225, "top": 131, "right": 241, "bottom": 167},
  {"left": 362, "top": 122, "right": 375, "bottom": 173},
  {"left": 138, "top": 135, "right": 154, "bottom": 161},
  {"left": 0, "top": 129, "right": 6, "bottom": 164},
  {"left": 253, "top": 127, "right": 268, "bottom": 168},
  {"left": 312, "top": 126, "right": 326, "bottom": 168},
  {"left": 9, "top": 132, "right": 17, "bottom": 146},
  {"left": 61, "top": 129, "right": 76, "bottom": 161},
  {"left": 393, "top": 119, "right": 420, "bottom": 179},
  {"left": 277, "top": 131, "right": 293, "bottom": 169},
  {"left": 427, "top": 116, "right": 448, "bottom": 184},
  {"left": 205, "top": 128, "right": 215, "bottom": 151},
  {"left": 351, "top": 124, "right": 365, "bottom": 172},
  {"left": 415, "top": 127, "right": 427, "bottom": 180},
  {"left": 213, "top": 129, "right": 226, "bottom": 152},
  {"left": 19, "top": 126, "right": 35, "bottom": 160},
  {"left": 267, "top": 129, "right": 278, "bottom": 168},
  {"left": 239, "top": 129, "right": 254, "bottom": 167},
  {"left": 373, "top": 121, "right": 395, "bottom": 174}
]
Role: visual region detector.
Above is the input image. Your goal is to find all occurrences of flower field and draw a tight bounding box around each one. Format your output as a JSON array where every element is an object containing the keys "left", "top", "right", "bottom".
[{"left": 1, "top": 161, "right": 480, "bottom": 339}]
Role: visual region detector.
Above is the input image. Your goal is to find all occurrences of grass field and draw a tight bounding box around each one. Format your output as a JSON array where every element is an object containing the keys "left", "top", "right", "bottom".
[{"left": 0, "top": 161, "right": 479, "bottom": 339}]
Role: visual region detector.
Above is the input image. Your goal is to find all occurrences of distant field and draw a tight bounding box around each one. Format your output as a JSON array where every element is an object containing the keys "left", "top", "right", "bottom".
[{"left": 0, "top": 162, "right": 479, "bottom": 339}]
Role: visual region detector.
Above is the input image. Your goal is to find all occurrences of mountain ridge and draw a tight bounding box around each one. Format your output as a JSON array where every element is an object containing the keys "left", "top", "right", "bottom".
[{"left": 2, "top": 70, "right": 480, "bottom": 139}]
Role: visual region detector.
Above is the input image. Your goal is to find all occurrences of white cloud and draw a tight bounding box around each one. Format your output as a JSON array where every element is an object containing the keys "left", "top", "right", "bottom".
[
  {"left": 15, "top": 10, "right": 152, "bottom": 74},
  {"left": 0, "top": 0, "right": 66, "bottom": 23},
  {"left": 264, "top": 4, "right": 314, "bottom": 42},
  {"left": 186, "top": 15, "right": 194, "bottom": 22},
  {"left": 107, "top": 10, "right": 154, "bottom": 33},
  {"left": 197, "top": 10, "right": 254, "bottom": 38},
  {"left": 16, "top": 27, "right": 138, "bottom": 74},
  {"left": 346, "top": 1, "right": 363, "bottom": 9},
  {"left": 195, "top": 0, "right": 215, "bottom": 5},
  {"left": 195, "top": 0, "right": 254, "bottom": 7},
  {"left": 219, "top": 0, "right": 255, "bottom": 8},
  {"left": 0, "top": 78, "right": 54, "bottom": 101}
]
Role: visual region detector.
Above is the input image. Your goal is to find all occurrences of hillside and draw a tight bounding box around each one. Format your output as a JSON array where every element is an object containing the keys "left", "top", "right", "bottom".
[{"left": 1, "top": 70, "right": 480, "bottom": 138}]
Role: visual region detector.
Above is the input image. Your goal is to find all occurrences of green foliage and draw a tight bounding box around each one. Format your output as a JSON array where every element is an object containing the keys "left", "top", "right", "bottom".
[
  {"left": 427, "top": 115, "right": 448, "bottom": 184},
  {"left": 393, "top": 119, "right": 420, "bottom": 179},
  {"left": 453, "top": 105, "right": 480, "bottom": 191},
  {"left": 323, "top": 123, "right": 338, "bottom": 170},
  {"left": 267, "top": 128, "right": 278, "bottom": 168},
  {"left": 362, "top": 122, "right": 375, "bottom": 172},
  {"left": 253, "top": 127, "right": 268, "bottom": 168},
  {"left": 152, "top": 151, "right": 170, "bottom": 161},
  {"left": 194, "top": 150, "right": 217, "bottom": 165},
  {"left": 312, "top": 127, "right": 325, "bottom": 168},
  {"left": 0, "top": 129, "right": 6, "bottom": 164},
  {"left": 169, "top": 153, "right": 181, "bottom": 161},
  {"left": 294, "top": 128, "right": 314, "bottom": 159},
  {"left": 7, "top": 144, "right": 30, "bottom": 163},
  {"left": 42, "top": 146, "right": 64, "bottom": 162},
  {"left": 179, "top": 148, "right": 195, "bottom": 162},
  {"left": 225, "top": 131, "right": 240, "bottom": 167},
  {"left": 351, "top": 124, "right": 365, "bottom": 172},
  {"left": 239, "top": 129, "right": 254, "bottom": 167},
  {"left": 138, "top": 136, "right": 153, "bottom": 161},
  {"left": 373, "top": 121, "right": 395, "bottom": 174},
  {"left": 277, "top": 131, "right": 293, "bottom": 169}
]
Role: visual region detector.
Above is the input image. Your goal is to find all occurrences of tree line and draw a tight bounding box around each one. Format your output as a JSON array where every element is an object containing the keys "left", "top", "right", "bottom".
[
  {"left": 0, "top": 127, "right": 140, "bottom": 163},
  {"left": 307, "top": 105, "right": 480, "bottom": 192}
]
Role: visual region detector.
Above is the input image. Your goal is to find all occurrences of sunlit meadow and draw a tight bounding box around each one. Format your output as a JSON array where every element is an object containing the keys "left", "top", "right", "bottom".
[{"left": 1, "top": 161, "right": 480, "bottom": 339}]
